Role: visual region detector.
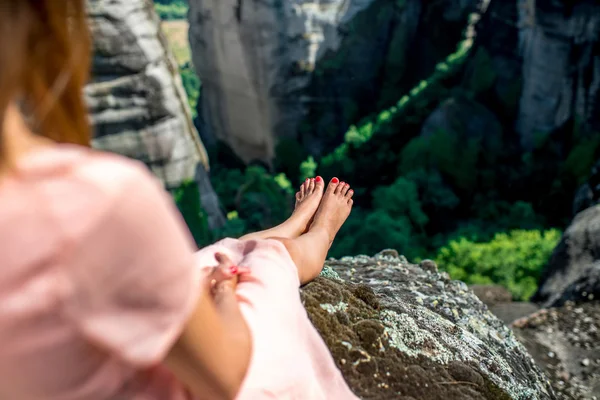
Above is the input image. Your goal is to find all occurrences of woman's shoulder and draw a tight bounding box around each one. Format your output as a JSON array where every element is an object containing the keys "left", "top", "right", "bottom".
[
  {"left": 18, "top": 144, "right": 166, "bottom": 236},
  {"left": 21, "top": 144, "right": 159, "bottom": 196},
  {"left": 71, "top": 146, "right": 157, "bottom": 196}
]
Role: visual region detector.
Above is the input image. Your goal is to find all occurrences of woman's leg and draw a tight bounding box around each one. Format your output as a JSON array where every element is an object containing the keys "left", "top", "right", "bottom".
[
  {"left": 268, "top": 178, "right": 354, "bottom": 285},
  {"left": 239, "top": 177, "right": 325, "bottom": 241}
]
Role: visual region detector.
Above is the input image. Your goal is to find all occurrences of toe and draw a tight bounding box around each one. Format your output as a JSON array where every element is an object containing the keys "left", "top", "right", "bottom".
[
  {"left": 315, "top": 176, "right": 325, "bottom": 193},
  {"left": 295, "top": 191, "right": 301, "bottom": 201},
  {"left": 340, "top": 183, "right": 351, "bottom": 196},
  {"left": 327, "top": 177, "right": 340, "bottom": 194},
  {"left": 334, "top": 181, "right": 346, "bottom": 195},
  {"left": 346, "top": 188, "right": 354, "bottom": 199},
  {"left": 299, "top": 181, "right": 306, "bottom": 198},
  {"left": 308, "top": 178, "right": 315, "bottom": 194},
  {"left": 348, "top": 199, "right": 354, "bottom": 207}
]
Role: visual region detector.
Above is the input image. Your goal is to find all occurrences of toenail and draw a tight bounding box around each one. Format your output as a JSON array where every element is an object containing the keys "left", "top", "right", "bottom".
[
  {"left": 331, "top": 177, "right": 339, "bottom": 183},
  {"left": 316, "top": 176, "right": 322, "bottom": 182}
]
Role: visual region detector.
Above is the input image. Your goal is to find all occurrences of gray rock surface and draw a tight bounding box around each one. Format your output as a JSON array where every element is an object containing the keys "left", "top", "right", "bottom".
[
  {"left": 470, "top": 0, "right": 600, "bottom": 149},
  {"left": 303, "top": 251, "right": 555, "bottom": 399},
  {"left": 420, "top": 96, "right": 503, "bottom": 145},
  {"left": 470, "top": 285, "right": 514, "bottom": 305},
  {"left": 516, "top": 0, "right": 600, "bottom": 149},
  {"left": 533, "top": 205, "right": 600, "bottom": 307},
  {"left": 488, "top": 303, "right": 540, "bottom": 326},
  {"left": 512, "top": 302, "right": 600, "bottom": 399},
  {"left": 573, "top": 159, "right": 600, "bottom": 215},
  {"left": 470, "top": 285, "right": 540, "bottom": 326},
  {"left": 85, "top": 0, "right": 225, "bottom": 228},
  {"left": 189, "top": 0, "right": 480, "bottom": 164}
]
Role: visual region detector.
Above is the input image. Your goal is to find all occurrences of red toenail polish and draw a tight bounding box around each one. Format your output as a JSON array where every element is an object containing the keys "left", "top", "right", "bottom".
[
  {"left": 316, "top": 176, "right": 322, "bottom": 182},
  {"left": 332, "top": 177, "right": 339, "bottom": 183},
  {"left": 230, "top": 266, "right": 238, "bottom": 274}
]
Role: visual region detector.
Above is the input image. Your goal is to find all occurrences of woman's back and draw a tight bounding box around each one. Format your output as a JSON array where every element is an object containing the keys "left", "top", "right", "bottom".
[
  {"left": 0, "top": 145, "right": 198, "bottom": 400},
  {"left": 0, "top": 2, "right": 358, "bottom": 399}
]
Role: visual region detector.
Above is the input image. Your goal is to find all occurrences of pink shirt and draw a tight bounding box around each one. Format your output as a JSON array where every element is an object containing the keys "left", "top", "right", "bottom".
[
  {"left": 0, "top": 144, "right": 358, "bottom": 400},
  {"left": 0, "top": 145, "right": 199, "bottom": 399}
]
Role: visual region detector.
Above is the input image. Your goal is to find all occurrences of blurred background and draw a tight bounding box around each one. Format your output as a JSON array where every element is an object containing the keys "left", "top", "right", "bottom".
[{"left": 86, "top": 0, "right": 599, "bottom": 304}]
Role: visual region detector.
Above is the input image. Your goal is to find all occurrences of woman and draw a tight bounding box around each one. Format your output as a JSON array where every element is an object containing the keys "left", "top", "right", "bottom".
[{"left": 0, "top": 1, "right": 358, "bottom": 399}]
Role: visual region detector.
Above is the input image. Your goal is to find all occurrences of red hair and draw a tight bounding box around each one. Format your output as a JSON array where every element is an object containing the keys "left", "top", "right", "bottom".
[{"left": 0, "top": 0, "right": 92, "bottom": 155}]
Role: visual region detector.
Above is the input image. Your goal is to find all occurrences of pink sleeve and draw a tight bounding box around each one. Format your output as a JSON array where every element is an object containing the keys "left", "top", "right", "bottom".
[{"left": 62, "top": 162, "right": 201, "bottom": 367}]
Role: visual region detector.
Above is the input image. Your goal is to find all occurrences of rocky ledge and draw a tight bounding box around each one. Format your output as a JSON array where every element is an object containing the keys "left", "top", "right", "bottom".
[
  {"left": 301, "top": 251, "right": 555, "bottom": 399},
  {"left": 512, "top": 302, "right": 600, "bottom": 400}
]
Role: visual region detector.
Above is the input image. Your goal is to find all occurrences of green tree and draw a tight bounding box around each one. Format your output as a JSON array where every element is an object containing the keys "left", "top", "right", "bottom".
[
  {"left": 154, "top": 0, "right": 188, "bottom": 20},
  {"left": 172, "top": 180, "right": 211, "bottom": 246},
  {"left": 372, "top": 177, "right": 428, "bottom": 230},
  {"left": 299, "top": 156, "right": 318, "bottom": 181},
  {"left": 330, "top": 209, "right": 423, "bottom": 260},
  {"left": 212, "top": 166, "right": 294, "bottom": 233},
  {"left": 435, "top": 229, "right": 561, "bottom": 300},
  {"left": 179, "top": 63, "right": 200, "bottom": 117}
]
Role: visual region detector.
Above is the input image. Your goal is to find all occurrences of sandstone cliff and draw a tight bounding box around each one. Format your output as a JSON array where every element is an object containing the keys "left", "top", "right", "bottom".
[
  {"left": 189, "top": 0, "right": 480, "bottom": 164},
  {"left": 85, "top": 0, "right": 225, "bottom": 229}
]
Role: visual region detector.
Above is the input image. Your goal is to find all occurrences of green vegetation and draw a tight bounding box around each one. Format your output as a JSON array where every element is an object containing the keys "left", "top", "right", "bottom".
[
  {"left": 154, "top": 0, "right": 188, "bottom": 20},
  {"left": 180, "top": 63, "right": 200, "bottom": 118},
  {"left": 172, "top": 180, "right": 211, "bottom": 246},
  {"left": 172, "top": 168, "right": 293, "bottom": 246},
  {"left": 435, "top": 230, "right": 561, "bottom": 300},
  {"left": 318, "top": 38, "right": 472, "bottom": 178},
  {"left": 166, "top": 10, "right": 599, "bottom": 302},
  {"left": 211, "top": 165, "right": 294, "bottom": 233}
]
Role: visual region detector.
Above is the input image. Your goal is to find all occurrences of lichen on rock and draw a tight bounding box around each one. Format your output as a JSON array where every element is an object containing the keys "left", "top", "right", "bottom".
[{"left": 304, "top": 250, "right": 555, "bottom": 399}]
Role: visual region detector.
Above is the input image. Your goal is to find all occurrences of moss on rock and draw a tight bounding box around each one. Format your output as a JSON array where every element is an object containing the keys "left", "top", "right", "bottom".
[{"left": 304, "top": 251, "right": 556, "bottom": 399}]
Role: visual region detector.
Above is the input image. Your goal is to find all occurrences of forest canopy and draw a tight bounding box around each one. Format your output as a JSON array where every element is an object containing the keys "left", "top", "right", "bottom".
[{"left": 158, "top": 1, "right": 599, "bottom": 301}]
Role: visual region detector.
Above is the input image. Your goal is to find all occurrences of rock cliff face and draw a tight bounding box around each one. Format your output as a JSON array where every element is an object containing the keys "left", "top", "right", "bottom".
[
  {"left": 517, "top": 0, "right": 600, "bottom": 148},
  {"left": 303, "top": 251, "right": 555, "bottom": 399},
  {"left": 85, "top": 0, "right": 225, "bottom": 228},
  {"left": 420, "top": 96, "right": 503, "bottom": 145},
  {"left": 533, "top": 205, "right": 600, "bottom": 308},
  {"left": 189, "top": 0, "right": 480, "bottom": 164},
  {"left": 468, "top": 0, "right": 600, "bottom": 149},
  {"left": 573, "top": 159, "right": 600, "bottom": 215}
]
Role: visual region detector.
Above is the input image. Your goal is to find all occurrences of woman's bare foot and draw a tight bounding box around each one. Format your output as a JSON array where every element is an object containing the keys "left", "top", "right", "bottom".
[
  {"left": 309, "top": 178, "right": 354, "bottom": 244},
  {"left": 292, "top": 176, "right": 325, "bottom": 233},
  {"left": 263, "top": 178, "right": 353, "bottom": 284},
  {"left": 239, "top": 177, "right": 324, "bottom": 241}
]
